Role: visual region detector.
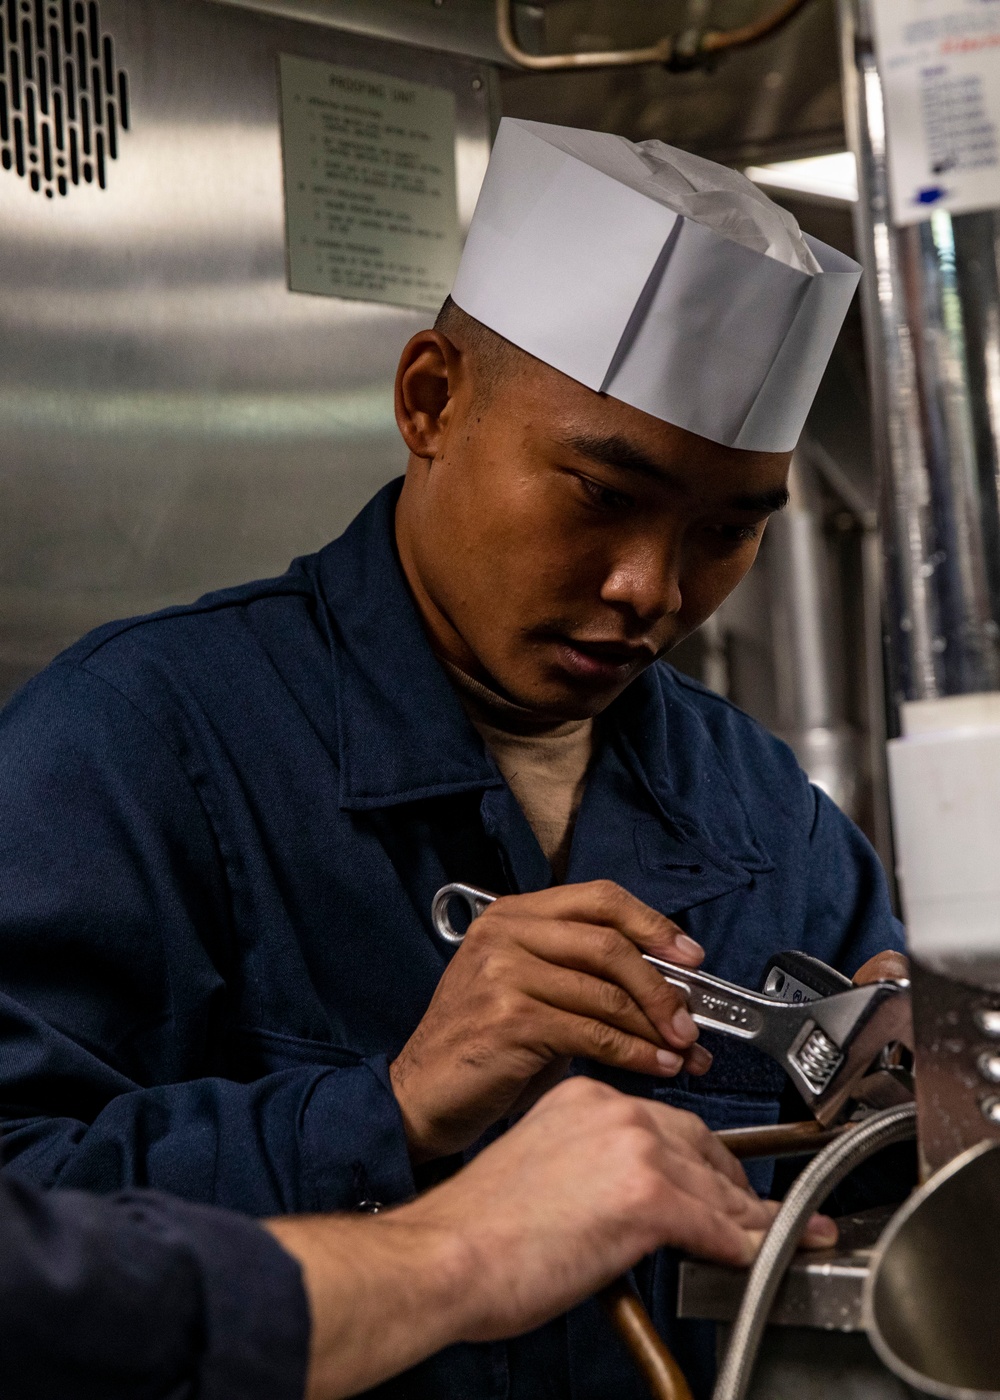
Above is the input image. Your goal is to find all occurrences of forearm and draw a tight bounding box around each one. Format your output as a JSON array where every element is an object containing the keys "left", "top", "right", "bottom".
[{"left": 266, "top": 1212, "right": 474, "bottom": 1400}]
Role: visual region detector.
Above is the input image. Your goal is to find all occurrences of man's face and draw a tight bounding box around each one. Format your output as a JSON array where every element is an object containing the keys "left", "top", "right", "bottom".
[{"left": 395, "top": 337, "right": 791, "bottom": 721}]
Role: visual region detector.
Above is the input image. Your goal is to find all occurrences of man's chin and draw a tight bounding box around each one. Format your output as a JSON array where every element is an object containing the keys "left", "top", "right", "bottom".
[
  {"left": 468, "top": 641, "right": 648, "bottom": 721},
  {"left": 509, "top": 670, "right": 638, "bottom": 723}
]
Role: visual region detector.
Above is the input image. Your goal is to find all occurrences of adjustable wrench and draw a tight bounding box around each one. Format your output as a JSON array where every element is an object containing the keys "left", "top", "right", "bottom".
[{"left": 430, "top": 882, "right": 913, "bottom": 1126}]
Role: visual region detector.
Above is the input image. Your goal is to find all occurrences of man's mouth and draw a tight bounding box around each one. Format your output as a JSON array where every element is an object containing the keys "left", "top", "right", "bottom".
[{"left": 552, "top": 637, "right": 657, "bottom": 684}]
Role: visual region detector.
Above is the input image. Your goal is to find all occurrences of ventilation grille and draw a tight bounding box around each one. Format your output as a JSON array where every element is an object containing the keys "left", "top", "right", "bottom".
[{"left": 0, "top": 0, "right": 129, "bottom": 197}]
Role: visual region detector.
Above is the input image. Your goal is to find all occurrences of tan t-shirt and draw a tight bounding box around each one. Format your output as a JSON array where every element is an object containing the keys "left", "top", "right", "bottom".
[{"left": 443, "top": 662, "right": 595, "bottom": 882}]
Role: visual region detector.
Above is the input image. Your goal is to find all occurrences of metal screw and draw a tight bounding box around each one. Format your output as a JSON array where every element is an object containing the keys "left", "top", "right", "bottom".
[
  {"left": 981, "top": 1096, "right": 1000, "bottom": 1125},
  {"left": 975, "top": 1008, "right": 1000, "bottom": 1037},
  {"left": 472, "top": 76, "right": 483, "bottom": 91},
  {"left": 979, "top": 1050, "right": 1000, "bottom": 1083}
]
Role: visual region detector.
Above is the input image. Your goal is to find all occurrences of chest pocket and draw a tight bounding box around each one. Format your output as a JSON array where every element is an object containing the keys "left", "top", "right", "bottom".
[{"left": 631, "top": 817, "right": 758, "bottom": 915}]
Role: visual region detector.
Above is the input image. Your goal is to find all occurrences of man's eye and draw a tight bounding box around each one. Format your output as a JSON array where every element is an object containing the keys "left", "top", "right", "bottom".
[
  {"left": 578, "top": 476, "right": 633, "bottom": 511},
  {"left": 708, "top": 523, "right": 762, "bottom": 546}
]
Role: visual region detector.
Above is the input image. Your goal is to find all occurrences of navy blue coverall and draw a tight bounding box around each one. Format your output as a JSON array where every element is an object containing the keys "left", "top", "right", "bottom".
[
  {"left": 0, "top": 479, "right": 904, "bottom": 1398},
  {"left": 0, "top": 1172, "right": 308, "bottom": 1400}
]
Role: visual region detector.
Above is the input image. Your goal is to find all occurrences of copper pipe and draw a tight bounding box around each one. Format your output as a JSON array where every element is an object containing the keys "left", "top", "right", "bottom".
[
  {"left": 718, "top": 1119, "right": 851, "bottom": 1160},
  {"left": 495, "top": 0, "right": 815, "bottom": 72},
  {"left": 600, "top": 1279, "right": 694, "bottom": 1400},
  {"left": 702, "top": 0, "right": 816, "bottom": 52}
]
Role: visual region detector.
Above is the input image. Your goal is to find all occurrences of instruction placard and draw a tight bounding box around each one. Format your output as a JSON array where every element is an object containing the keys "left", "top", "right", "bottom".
[
  {"left": 872, "top": 0, "right": 1000, "bottom": 225},
  {"left": 279, "top": 54, "right": 460, "bottom": 309}
]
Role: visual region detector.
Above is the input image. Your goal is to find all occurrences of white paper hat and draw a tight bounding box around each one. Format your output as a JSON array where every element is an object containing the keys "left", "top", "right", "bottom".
[{"left": 450, "top": 118, "right": 861, "bottom": 453}]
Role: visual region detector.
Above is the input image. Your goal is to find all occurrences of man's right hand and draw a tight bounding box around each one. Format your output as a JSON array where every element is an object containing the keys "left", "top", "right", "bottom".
[
  {"left": 409, "top": 1076, "right": 837, "bottom": 1343},
  {"left": 389, "top": 880, "right": 712, "bottom": 1162},
  {"left": 270, "top": 1078, "right": 837, "bottom": 1400}
]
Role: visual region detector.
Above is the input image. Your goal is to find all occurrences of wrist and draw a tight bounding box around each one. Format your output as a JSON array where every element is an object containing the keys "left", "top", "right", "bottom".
[
  {"left": 385, "top": 1205, "right": 484, "bottom": 1334},
  {"left": 388, "top": 1055, "right": 435, "bottom": 1163},
  {"left": 265, "top": 1211, "right": 480, "bottom": 1400},
  {"left": 389, "top": 1055, "right": 464, "bottom": 1165},
  {"left": 392, "top": 1189, "right": 501, "bottom": 1343}
]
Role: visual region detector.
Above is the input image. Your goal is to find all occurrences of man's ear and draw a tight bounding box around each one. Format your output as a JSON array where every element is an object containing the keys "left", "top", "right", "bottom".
[{"left": 394, "top": 329, "right": 464, "bottom": 461}]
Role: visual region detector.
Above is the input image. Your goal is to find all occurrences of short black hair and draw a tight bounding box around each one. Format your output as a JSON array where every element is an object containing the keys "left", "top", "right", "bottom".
[{"left": 434, "top": 296, "right": 525, "bottom": 402}]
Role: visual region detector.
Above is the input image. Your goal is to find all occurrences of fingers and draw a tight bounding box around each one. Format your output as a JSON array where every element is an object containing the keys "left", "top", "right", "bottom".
[
  {"left": 801, "top": 1213, "right": 838, "bottom": 1248},
  {"left": 459, "top": 883, "right": 713, "bottom": 1075},
  {"left": 639, "top": 1141, "right": 836, "bottom": 1265},
  {"left": 632, "top": 1098, "right": 753, "bottom": 1192},
  {"left": 514, "top": 920, "right": 701, "bottom": 1054},
  {"left": 653, "top": 1143, "right": 777, "bottom": 1230},
  {"left": 853, "top": 949, "right": 909, "bottom": 985},
  {"left": 487, "top": 881, "right": 705, "bottom": 966},
  {"left": 530, "top": 1001, "right": 688, "bottom": 1076},
  {"left": 652, "top": 1188, "right": 766, "bottom": 1268}
]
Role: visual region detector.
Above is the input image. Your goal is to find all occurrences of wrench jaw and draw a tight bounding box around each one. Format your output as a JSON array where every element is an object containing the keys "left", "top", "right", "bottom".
[
  {"left": 643, "top": 957, "right": 915, "bottom": 1125},
  {"left": 788, "top": 983, "right": 915, "bottom": 1127}
]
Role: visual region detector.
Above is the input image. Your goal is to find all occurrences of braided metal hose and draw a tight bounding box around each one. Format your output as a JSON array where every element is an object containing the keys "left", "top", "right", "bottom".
[{"left": 712, "top": 1103, "right": 918, "bottom": 1400}]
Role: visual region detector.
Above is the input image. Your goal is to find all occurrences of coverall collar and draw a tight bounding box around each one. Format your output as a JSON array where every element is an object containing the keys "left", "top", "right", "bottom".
[{"left": 317, "top": 480, "right": 772, "bottom": 882}]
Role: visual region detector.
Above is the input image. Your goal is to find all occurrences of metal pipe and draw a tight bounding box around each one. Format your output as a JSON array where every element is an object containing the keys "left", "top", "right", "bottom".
[
  {"left": 717, "top": 1119, "right": 850, "bottom": 1161},
  {"left": 765, "top": 450, "right": 862, "bottom": 818},
  {"left": 800, "top": 435, "right": 896, "bottom": 868},
  {"left": 838, "top": 0, "right": 1000, "bottom": 712},
  {"left": 494, "top": 0, "right": 816, "bottom": 73}
]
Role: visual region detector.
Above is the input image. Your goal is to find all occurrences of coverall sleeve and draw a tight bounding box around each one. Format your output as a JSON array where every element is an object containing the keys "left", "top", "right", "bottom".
[
  {"left": 805, "top": 785, "right": 907, "bottom": 975},
  {"left": 0, "top": 663, "right": 415, "bottom": 1215},
  {"left": 0, "top": 1173, "right": 309, "bottom": 1400}
]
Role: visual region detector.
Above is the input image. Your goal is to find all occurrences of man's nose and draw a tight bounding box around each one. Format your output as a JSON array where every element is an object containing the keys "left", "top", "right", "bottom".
[{"left": 599, "top": 543, "right": 683, "bottom": 623}]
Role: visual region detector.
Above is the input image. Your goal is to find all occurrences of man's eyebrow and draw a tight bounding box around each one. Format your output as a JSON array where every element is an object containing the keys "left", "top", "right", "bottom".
[
  {"left": 726, "top": 487, "right": 790, "bottom": 514},
  {"left": 562, "top": 433, "right": 790, "bottom": 514},
  {"left": 563, "top": 433, "right": 672, "bottom": 484}
]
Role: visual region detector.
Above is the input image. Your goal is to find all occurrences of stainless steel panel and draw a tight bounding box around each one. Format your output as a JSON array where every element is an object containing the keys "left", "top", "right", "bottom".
[
  {"left": 215, "top": 0, "right": 511, "bottom": 64},
  {"left": 0, "top": 0, "right": 495, "bottom": 699}
]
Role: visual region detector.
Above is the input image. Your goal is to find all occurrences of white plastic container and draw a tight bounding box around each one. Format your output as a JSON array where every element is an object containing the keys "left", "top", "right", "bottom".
[{"left": 888, "top": 693, "right": 1000, "bottom": 973}]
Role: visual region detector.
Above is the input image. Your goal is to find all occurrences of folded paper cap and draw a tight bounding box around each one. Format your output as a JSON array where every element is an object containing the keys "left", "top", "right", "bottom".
[{"left": 450, "top": 118, "right": 861, "bottom": 452}]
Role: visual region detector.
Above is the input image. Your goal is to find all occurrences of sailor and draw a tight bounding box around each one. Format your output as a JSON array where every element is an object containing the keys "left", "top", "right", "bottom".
[{"left": 0, "top": 121, "right": 904, "bottom": 1399}]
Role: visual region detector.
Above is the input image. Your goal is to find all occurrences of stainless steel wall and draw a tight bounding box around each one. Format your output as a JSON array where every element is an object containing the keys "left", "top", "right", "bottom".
[{"left": 0, "top": 0, "right": 495, "bottom": 700}]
